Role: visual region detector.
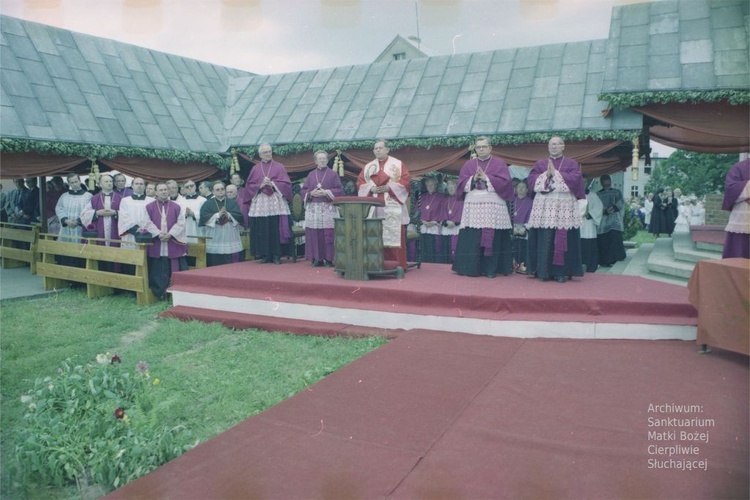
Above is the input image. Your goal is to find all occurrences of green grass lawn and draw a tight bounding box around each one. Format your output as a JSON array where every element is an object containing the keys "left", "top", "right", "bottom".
[
  {"left": 0, "top": 290, "right": 387, "bottom": 499},
  {"left": 627, "top": 230, "right": 657, "bottom": 247}
]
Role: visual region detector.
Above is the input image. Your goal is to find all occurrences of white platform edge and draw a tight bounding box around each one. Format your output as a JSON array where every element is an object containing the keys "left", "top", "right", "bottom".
[{"left": 170, "top": 291, "right": 697, "bottom": 341}]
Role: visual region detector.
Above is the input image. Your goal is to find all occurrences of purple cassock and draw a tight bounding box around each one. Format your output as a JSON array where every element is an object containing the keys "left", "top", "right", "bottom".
[
  {"left": 145, "top": 200, "right": 186, "bottom": 260},
  {"left": 246, "top": 160, "right": 294, "bottom": 246},
  {"left": 456, "top": 156, "right": 514, "bottom": 256},
  {"left": 246, "top": 160, "right": 293, "bottom": 202},
  {"left": 441, "top": 193, "right": 465, "bottom": 261},
  {"left": 89, "top": 191, "right": 122, "bottom": 246},
  {"left": 301, "top": 167, "right": 344, "bottom": 262},
  {"left": 722, "top": 158, "right": 750, "bottom": 259},
  {"left": 513, "top": 196, "right": 533, "bottom": 225},
  {"left": 456, "top": 157, "right": 514, "bottom": 200},
  {"left": 527, "top": 157, "right": 585, "bottom": 201},
  {"left": 235, "top": 186, "right": 251, "bottom": 228}
]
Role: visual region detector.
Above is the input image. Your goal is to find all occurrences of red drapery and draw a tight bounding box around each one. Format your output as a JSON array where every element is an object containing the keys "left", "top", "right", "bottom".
[
  {"left": 0, "top": 152, "right": 220, "bottom": 181},
  {"left": 636, "top": 101, "right": 750, "bottom": 154},
  {"left": 240, "top": 140, "right": 630, "bottom": 180}
]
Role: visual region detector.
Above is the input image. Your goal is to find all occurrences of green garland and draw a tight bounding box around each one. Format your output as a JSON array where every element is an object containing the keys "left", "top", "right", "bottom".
[
  {"left": 599, "top": 89, "right": 750, "bottom": 109},
  {"left": 235, "top": 130, "right": 640, "bottom": 157},
  {"left": 0, "top": 138, "right": 231, "bottom": 169}
]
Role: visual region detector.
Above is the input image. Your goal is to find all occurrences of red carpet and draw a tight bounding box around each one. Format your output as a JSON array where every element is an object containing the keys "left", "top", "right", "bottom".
[
  {"left": 108, "top": 331, "right": 748, "bottom": 499},
  {"left": 163, "top": 261, "right": 697, "bottom": 329}
]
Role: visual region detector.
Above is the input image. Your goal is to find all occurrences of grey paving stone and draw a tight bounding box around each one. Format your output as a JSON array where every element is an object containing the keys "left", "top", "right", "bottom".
[
  {"left": 130, "top": 99, "right": 157, "bottom": 125},
  {"left": 84, "top": 92, "right": 116, "bottom": 119},
  {"left": 374, "top": 79, "right": 399, "bottom": 99}
]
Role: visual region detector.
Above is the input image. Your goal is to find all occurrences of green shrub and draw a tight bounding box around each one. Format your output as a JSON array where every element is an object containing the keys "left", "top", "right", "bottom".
[{"left": 14, "top": 354, "right": 194, "bottom": 492}]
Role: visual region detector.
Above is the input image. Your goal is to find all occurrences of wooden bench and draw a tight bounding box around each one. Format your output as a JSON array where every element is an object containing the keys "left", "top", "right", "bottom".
[
  {"left": 0, "top": 222, "right": 39, "bottom": 274},
  {"left": 36, "top": 234, "right": 158, "bottom": 305}
]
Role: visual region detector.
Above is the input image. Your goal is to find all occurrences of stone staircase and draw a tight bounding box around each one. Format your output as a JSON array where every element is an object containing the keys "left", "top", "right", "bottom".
[
  {"left": 595, "top": 231, "right": 723, "bottom": 286},
  {"left": 645, "top": 232, "right": 722, "bottom": 283}
]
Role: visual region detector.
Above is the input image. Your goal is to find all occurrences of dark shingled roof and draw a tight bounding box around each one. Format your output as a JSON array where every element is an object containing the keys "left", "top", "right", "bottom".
[
  {"left": 19, "top": 1, "right": 750, "bottom": 154},
  {"left": 603, "top": 0, "right": 749, "bottom": 93},
  {"left": 0, "top": 15, "right": 251, "bottom": 153}
]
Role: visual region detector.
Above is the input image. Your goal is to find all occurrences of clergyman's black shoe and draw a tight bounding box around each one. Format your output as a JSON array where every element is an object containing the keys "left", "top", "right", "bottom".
[
  {"left": 260, "top": 257, "right": 271, "bottom": 264},
  {"left": 554, "top": 276, "right": 567, "bottom": 283},
  {"left": 273, "top": 256, "right": 281, "bottom": 265}
]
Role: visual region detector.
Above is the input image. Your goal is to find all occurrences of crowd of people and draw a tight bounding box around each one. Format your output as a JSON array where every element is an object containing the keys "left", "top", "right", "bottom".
[{"left": 3, "top": 139, "right": 747, "bottom": 297}]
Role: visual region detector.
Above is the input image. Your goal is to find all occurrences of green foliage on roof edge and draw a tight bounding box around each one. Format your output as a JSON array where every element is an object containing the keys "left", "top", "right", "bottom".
[
  {"left": 0, "top": 138, "right": 231, "bottom": 169},
  {"left": 599, "top": 89, "right": 750, "bottom": 108},
  {"left": 2, "top": 130, "right": 640, "bottom": 169},
  {"left": 236, "top": 130, "right": 640, "bottom": 157}
]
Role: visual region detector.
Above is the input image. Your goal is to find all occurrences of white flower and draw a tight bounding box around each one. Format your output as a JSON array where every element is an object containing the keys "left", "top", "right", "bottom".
[
  {"left": 96, "top": 353, "right": 108, "bottom": 364},
  {"left": 20, "top": 395, "right": 32, "bottom": 404}
]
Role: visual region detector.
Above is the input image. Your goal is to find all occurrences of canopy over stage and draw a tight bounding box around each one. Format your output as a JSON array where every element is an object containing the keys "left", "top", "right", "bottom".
[
  {"left": 163, "top": 261, "right": 697, "bottom": 341},
  {"left": 107, "top": 331, "right": 749, "bottom": 499}
]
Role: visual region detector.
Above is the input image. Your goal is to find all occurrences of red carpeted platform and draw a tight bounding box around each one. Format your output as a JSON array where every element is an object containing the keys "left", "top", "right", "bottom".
[
  {"left": 108, "top": 332, "right": 749, "bottom": 499},
  {"left": 163, "top": 260, "right": 697, "bottom": 340}
]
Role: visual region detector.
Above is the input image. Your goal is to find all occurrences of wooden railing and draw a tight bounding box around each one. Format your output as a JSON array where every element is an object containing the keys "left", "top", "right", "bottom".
[
  {"left": 187, "top": 236, "right": 208, "bottom": 269},
  {"left": 35, "top": 233, "right": 208, "bottom": 304},
  {"left": 36, "top": 234, "right": 158, "bottom": 305},
  {"left": 0, "top": 222, "right": 40, "bottom": 274}
]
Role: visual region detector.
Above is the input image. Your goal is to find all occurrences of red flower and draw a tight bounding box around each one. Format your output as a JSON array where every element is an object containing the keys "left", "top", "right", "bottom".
[
  {"left": 111, "top": 354, "right": 122, "bottom": 364},
  {"left": 114, "top": 407, "right": 125, "bottom": 419}
]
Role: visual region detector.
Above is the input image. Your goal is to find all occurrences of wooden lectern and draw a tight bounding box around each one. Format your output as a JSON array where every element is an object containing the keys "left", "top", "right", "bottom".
[{"left": 332, "top": 196, "right": 404, "bottom": 280}]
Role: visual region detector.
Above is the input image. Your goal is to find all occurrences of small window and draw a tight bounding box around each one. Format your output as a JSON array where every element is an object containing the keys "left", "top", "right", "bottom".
[
  {"left": 393, "top": 52, "right": 406, "bottom": 61},
  {"left": 631, "top": 186, "right": 639, "bottom": 198}
]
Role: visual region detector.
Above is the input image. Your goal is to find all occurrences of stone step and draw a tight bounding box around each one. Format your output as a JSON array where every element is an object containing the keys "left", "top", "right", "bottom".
[
  {"left": 672, "top": 232, "right": 722, "bottom": 264},
  {"left": 647, "top": 237, "right": 695, "bottom": 280},
  {"left": 696, "top": 241, "right": 724, "bottom": 253},
  {"left": 623, "top": 243, "right": 689, "bottom": 286}
]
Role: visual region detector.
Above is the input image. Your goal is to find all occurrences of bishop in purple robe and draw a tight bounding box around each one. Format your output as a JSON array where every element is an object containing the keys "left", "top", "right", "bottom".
[
  {"left": 440, "top": 178, "right": 464, "bottom": 263},
  {"left": 419, "top": 176, "right": 448, "bottom": 263},
  {"left": 246, "top": 144, "right": 293, "bottom": 264},
  {"left": 301, "top": 151, "right": 344, "bottom": 266},
  {"left": 722, "top": 158, "right": 750, "bottom": 259},
  {"left": 143, "top": 182, "right": 188, "bottom": 299},
  {"left": 511, "top": 180, "right": 533, "bottom": 273},
  {"left": 526, "top": 136, "right": 585, "bottom": 283},
  {"left": 80, "top": 174, "right": 122, "bottom": 247},
  {"left": 451, "top": 137, "right": 515, "bottom": 278}
]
